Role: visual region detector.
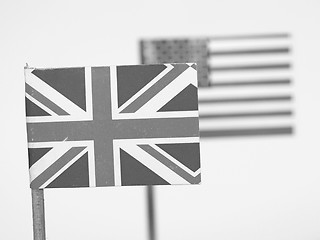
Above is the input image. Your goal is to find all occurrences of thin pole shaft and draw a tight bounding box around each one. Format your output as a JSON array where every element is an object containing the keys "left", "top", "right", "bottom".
[
  {"left": 31, "top": 189, "right": 46, "bottom": 240},
  {"left": 141, "top": 43, "right": 157, "bottom": 240},
  {"left": 147, "top": 186, "right": 156, "bottom": 240}
]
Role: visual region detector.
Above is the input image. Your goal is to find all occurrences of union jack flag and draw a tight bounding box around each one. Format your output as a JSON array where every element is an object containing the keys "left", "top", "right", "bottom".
[{"left": 25, "top": 64, "right": 201, "bottom": 189}]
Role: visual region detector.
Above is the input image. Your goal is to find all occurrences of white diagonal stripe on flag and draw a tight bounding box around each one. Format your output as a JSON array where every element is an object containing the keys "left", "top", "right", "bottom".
[
  {"left": 29, "top": 144, "right": 71, "bottom": 182},
  {"left": 119, "top": 143, "right": 189, "bottom": 185},
  {"left": 137, "top": 66, "right": 197, "bottom": 115},
  {"left": 151, "top": 144, "right": 199, "bottom": 177},
  {"left": 40, "top": 147, "right": 89, "bottom": 188},
  {"left": 26, "top": 69, "right": 86, "bottom": 116},
  {"left": 115, "top": 64, "right": 174, "bottom": 114},
  {"left": 26, "top": 93, "right": 58, "bottom": 116}
]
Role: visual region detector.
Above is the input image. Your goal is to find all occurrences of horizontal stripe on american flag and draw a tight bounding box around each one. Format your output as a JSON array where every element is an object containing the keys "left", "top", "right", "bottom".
[{"left": 200, "top": 127, "right": 293, "bottom": 138}]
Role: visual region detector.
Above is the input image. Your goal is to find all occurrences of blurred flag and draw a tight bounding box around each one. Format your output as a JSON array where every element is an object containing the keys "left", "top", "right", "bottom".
[
  {"left": 25, "top": 64, "right": 201, "bottom": 189},
  {"left": 141, "top": 33, "right": 294, "bottom": 137}
]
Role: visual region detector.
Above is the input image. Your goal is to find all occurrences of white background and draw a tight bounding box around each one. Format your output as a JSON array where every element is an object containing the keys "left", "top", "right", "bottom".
[{"left": 0, "top": 0, "right": 320, "bottom": 239}]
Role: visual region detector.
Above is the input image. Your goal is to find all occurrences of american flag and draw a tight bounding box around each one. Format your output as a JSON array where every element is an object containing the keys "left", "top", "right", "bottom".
[
  {"left": 141, "top": 33, "right": 294, "bottom": 137},
  {"left": 25, "top": 64, "right": 201, "bottom": 189}
]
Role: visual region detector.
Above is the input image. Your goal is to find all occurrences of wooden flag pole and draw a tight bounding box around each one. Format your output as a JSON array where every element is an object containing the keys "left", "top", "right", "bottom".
[
  {"left": 31, "top": 189, "right": 46, "bottom": 240},
  {"left": 147, "top": 186, "right": 156, "bottom": 240}
]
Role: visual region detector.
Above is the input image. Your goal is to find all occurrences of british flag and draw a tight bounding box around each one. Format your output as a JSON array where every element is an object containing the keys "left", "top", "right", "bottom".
[{"left": 25, "top": 64, "right": 201, "bottom": 189}]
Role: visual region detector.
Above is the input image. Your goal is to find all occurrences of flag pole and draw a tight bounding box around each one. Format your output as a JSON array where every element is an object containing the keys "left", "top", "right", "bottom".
[
  {"left": 26, "top": 63, "right": 46, "bottom": 240},
  {"left": 140, "top": 43, "right": 157, "bottom": 240},
  {"left": 31, "top": 189, "right": 46, "bottom": 240},
  {"left": 147, "top": 186, "right": 156, "bottom": 240}
]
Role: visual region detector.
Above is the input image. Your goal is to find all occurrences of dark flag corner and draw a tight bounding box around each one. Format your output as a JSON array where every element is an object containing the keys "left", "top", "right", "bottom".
[{"left": 25, "top": 64, "right": 201, "bottom": 189}]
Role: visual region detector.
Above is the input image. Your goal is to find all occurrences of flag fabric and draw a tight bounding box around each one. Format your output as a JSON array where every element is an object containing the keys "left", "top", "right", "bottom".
[
  {"left": 140, "top": 33, "right": 294, "bottom": 138},
  {"left": 25, "top": 64, "right": 201, "bottom": 189}
]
